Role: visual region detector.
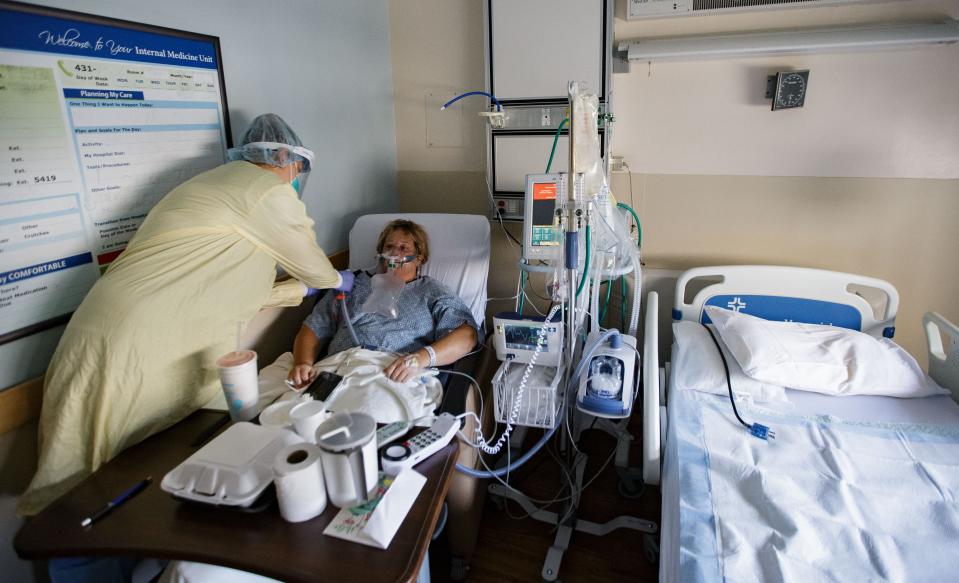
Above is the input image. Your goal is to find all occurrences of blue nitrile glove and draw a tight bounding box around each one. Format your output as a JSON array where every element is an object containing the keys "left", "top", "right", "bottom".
[
  {"left": 335, "top": 270, "right": 355, "bottom": 293},
  {"left": 304, "top": 286, "right": 321, "bottom": 298}
]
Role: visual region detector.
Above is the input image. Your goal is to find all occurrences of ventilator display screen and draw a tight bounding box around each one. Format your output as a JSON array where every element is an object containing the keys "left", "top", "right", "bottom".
[
  {"left": 0, "top": 2, "right": 231, "bottom": 343},
  {"left": 504, "top": 324, "right": 549, "bottom": 352},
  {"left": 530, "top": 182, "right": 559, "bottom": 247}
]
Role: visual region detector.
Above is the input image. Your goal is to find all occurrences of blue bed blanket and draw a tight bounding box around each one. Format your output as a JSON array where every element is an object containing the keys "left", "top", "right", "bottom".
[{"left": 669, "top": 388, "right": 959, "bottom": 583}]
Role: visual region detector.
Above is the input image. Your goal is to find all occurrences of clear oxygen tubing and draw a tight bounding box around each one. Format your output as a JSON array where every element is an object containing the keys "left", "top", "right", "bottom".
[
  {"left": 339, "top": 295, "right": 361, "bottom": 348},
  {"left": 566, "top": 230, "right": 580, "bottom": 365},
  {"left": 589, "top": 242, "right": 604, "bottom": 335},
  {"left": 620, "top": 277, "right": 628, "bottom": 331},
  {"left": 455, "top": 328, "right": 620, "bottom": 478},
  {"left": 440, "top": 91, "right": 502, "bottom": 112},
  {"left": 627, "top": 252, "right": 642, "bottom": 336},
  {"left": 572, "top": 243, "right": 592, "bottom": 337},
  {"left": 517, "top": 270, "right": 526, "bottom": 315}
]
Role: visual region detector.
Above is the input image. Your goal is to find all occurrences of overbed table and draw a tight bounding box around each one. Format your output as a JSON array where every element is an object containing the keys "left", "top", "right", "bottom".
[{"left": 15, "top": 410, "right": 459, "bottom": 583}]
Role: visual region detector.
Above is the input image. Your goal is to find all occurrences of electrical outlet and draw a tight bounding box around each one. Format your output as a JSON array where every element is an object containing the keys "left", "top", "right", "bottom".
[{"left": 491, "top": 196, "right": 523, "bottom": 221}]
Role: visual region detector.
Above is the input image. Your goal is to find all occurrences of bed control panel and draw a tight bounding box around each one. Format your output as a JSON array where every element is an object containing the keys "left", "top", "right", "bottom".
[{"left": 380, "top": 413, "right": 459, "bottom": 475}]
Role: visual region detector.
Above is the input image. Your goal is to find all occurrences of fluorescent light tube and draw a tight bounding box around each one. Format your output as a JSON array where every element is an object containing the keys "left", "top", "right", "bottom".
[{"left": 619, "top": 21, "right": 959, "bottom": 61}]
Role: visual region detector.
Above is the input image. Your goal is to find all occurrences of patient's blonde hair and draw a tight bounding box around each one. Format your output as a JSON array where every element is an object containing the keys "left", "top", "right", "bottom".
[{"left": 376, "top": 219, "right": 430, "bottom": 265}]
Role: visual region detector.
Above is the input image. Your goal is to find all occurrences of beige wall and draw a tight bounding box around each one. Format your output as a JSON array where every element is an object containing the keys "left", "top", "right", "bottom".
[
  {"left": 612, "top": 47, "right": 959, "bottom": 178},
  {"left": 609, "top": 173, "right": 959, "bottom": 365},
  {"left": 389, "top": 0, "right": 486, "bottom": 173},
  {"left": 389, "top": 0, "right": 959, "bottom": 366}
]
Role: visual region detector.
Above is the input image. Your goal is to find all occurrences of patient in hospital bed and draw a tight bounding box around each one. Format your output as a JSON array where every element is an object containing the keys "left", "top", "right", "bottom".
[{"left": 285, "top": 219, "right": 478, "bottom": 409}]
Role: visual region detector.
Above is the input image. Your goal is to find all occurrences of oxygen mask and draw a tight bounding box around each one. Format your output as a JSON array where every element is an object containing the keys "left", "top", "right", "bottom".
[
  {"left": 363, "top": 238, "right": 417, "bottom": 318},
  {"left": 376, "top": 253, "right": 417, "bottom": 271},
  {"left": 360, "top": 271, "right": 405, "bottom": 319}
]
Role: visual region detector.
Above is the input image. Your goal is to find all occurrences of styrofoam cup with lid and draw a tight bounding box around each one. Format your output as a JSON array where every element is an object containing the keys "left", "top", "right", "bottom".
[{"left": 215, "top": 350, "right": 259, "bottom": 422}]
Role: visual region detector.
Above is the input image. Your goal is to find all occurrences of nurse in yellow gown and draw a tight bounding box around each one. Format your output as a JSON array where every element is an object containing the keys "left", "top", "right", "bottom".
[{"left": 18, "top": 114, "right": 351, "bottom": 516}]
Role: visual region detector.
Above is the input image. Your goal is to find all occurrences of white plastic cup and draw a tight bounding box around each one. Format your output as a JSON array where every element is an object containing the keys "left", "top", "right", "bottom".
[
  {"left": 259, "top": 399, "right": 297, "bottom": 429},
  {"left": 215, "top": 350, "right": 259, "bottom": 422},
  {"left": 289, "top": 401, "right": 331, "bottom": 444}
]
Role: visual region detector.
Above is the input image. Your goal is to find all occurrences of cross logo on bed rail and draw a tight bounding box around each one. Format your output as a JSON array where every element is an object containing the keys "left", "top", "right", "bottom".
[{"left": 727, "top": 297, "right": 747, "bottom": 312}]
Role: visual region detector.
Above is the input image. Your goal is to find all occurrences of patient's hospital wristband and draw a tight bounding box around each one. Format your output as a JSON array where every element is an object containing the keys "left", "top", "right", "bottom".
[{"left": 424, "top": 346, "right": 436, "bottom": 368}]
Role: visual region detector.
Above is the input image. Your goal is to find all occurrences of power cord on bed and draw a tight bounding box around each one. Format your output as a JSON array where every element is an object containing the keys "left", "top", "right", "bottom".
[{"left": 701, "top": 324, "right": 775, "bottom": 441}]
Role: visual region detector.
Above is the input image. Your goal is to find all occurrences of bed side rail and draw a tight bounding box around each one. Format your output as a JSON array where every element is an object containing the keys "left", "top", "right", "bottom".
[
  {"left": 643, "top": 291, "right": 661, "bottom": 486},
  {"left": 925, "top": 312, "right": 959, "bottom": 402},
  {"left": 674, "top": 265, "right": 899, "bottom": 338}
]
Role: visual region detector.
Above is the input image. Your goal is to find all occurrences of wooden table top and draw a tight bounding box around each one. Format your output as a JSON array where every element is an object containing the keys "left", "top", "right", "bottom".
[{"left": 15, "top": 410, "right": 459, "bottom": 583}]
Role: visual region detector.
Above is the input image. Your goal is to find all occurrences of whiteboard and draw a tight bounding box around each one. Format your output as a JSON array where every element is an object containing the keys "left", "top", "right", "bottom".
[
  {"left": 0, "top": 2, "right": 231, "bottom": 343},
  {"left": 490, "top": 0, "right": 605, "bottom": 101}
]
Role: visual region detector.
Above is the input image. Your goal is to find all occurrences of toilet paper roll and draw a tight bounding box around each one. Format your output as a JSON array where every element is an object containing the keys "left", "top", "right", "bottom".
[{"left": 273, "top": 443, "right": 327, "bottom": 523}]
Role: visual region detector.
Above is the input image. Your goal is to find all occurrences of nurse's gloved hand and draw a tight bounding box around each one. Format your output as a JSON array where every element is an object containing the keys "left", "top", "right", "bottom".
[
  {"left": 304, "top": 286, "right": 321, "bottom": 298},
  {"left": 335, "top": 270, "right": 355, "bottom": 293}
]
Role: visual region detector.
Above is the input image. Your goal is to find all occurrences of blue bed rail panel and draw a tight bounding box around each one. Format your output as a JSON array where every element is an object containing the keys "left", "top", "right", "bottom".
[{"left": 699, "top": 295, "right": 864, "bottom": 331}]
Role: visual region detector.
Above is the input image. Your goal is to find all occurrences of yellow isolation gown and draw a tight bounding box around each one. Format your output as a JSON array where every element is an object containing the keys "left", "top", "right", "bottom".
[{"left": 17, "top": 161, "right": 340, "bottom": 515}]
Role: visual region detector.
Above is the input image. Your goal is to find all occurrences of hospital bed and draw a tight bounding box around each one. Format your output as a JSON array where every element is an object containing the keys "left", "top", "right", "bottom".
[{"left": 641, "top": 265, "right": 959, "bottom": 583}]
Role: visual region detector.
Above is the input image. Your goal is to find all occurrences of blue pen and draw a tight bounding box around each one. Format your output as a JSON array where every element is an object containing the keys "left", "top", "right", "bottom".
[{"left": 80, "top": 477, "right": 152, "bottom": 528}]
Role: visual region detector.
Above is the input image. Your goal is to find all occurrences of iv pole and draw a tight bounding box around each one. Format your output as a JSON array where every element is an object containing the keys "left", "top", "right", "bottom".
[{"left": 487, "top": 81, "right": 658, "bottom": 583}]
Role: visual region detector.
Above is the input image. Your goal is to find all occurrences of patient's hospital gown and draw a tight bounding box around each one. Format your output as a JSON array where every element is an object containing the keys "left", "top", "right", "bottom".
[
  {"left": 304, "top": 272, "right": 478, "bottom": 354},
  {"left": 18, "top": 161, "right": 340, "bottom": 516}
]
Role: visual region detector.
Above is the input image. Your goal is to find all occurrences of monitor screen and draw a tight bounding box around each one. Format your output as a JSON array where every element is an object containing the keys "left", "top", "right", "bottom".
[
  {"left": 530, "top": 182, "right": 558, "bottom": 247},
  {"left": 504, "top": 324, "right": 548, "bottom": 352}
]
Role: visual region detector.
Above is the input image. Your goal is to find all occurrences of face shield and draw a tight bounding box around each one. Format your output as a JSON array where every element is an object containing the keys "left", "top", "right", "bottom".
[{"left": 227, "top": 141, "right": 315, "bottom": 196}]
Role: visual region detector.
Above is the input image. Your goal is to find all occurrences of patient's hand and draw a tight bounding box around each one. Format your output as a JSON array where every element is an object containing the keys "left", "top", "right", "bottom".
[
  {"left": 288, "top": 363, "right": 316, "bottom": 389},
  {"left": 384, "top": 353, "right": 423, "bottom": 383}
]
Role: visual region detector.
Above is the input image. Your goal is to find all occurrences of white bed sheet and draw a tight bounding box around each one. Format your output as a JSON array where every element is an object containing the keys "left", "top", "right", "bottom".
[
  {"left": 782, "top": 389, "right": 959, "bottom": 425},
  {"left": 660, "top": 379, "right": 959, "bottom": 583}
]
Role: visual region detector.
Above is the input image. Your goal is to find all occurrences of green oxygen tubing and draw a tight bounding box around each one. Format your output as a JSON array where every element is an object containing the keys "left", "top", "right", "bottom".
[
  {"left": 616, "top": 202, "right": 642, "bottom": 248},
  {"left": 576, "top": 225, "right": 590, "bottom": 298},
  {"left": 545, "top": 118, "right": 569, "bottom": 174}
]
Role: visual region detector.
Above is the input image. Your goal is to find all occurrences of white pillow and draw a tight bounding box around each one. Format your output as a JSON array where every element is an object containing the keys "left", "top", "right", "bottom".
[
  {"left": 705, "top": 306, "right": 947, "bottom": 398},
  {"left": 671, "top": 320, "right": 789, "bottom": 403}
]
